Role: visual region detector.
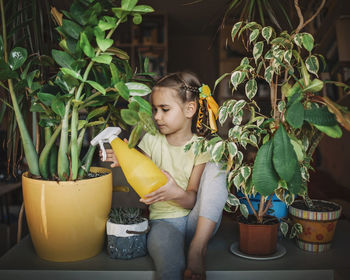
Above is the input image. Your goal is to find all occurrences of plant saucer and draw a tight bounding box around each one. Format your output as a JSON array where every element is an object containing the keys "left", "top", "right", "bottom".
[{"left": 230, "top": 242, "right": 286, "bottom": 260}]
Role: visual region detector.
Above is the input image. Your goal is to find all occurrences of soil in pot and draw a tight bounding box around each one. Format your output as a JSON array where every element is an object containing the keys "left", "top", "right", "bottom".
[{"left": 238, "top": 215, "right": 279, "bottom": 256}]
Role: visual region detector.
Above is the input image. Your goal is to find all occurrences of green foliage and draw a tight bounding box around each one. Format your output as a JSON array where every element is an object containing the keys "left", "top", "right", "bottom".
[
  {"left": 190, "top": 2, "right": 349, "bottom": 223},
  {"left": 1, "top": 0, "right": 156, "bottom": 181}
]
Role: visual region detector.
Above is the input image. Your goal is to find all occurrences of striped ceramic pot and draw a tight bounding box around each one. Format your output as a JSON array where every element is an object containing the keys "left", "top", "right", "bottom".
[{"left": 289, "top": 200, "right": 342, "bottom": 253}]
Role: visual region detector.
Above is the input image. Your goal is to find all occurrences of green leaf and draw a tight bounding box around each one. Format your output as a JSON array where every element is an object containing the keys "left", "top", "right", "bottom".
[
  {"left": 131, "top": 5, "right": 154, "bottom": 13},
  {"left": 314, "top": 124, "right": 342, "bottom": 138},
  {"left": 233, "top": 173, "right": 244, "bottom": 189},
  {"left": 91, "top": 54, "right": 112, "bottom": 64},
  {"left": 231, "top": 100, "right": 246, "bottom": 116},
  {"left": 60, "top": 68, "right": 82, "bottom": 81},
  {"left": 87, "top": 106, "right": 108, "bottom": 120},
  {"left": 121, "top": 109, "right": 140, "bottom": 126},
  {"left": 98, "top": 16, "right": 117, "bottom": 31},
  {"left": 218, "top": 106, "right": 228, "bottom": 125},
  {"left": 240, "top": 204, "right": 249, "bottom": 219},
  {"left": 287, "top": 167, "right": 303, "bottom": 195},
  {"left": 126, "top": 82, "right": 151, "bottom": 96},
  {"left": 303, "top": 78, "right": 323, "bottom": 93},
  {"left": 8, "top": 47, "right": 27, "bottom": 70},
  {"left": 245, "top": 79, "right": 257, "bottom": 100},
  {"left": 133, "top": 13, "right": 142, "bottom": 24},
  {"left": 284, "top": 50, "right": 292, "bottom": 66},
  {"left": 131, "top": 96, "right": 152, "bottom": 116},
  {"left": 302, "top": 33, "right": 314, "bottom": 52},
  {"left": 264, "top": 66, "right": 274, "bottom": 85},
  {"left": 227, "top": 141, "right": 238, "bottom": 158},
  {"left": 128, "top": 123, "right": 143, "bottom": 148},
  {"left": 122, "top": 0, "right": 138, "bottom": 11},
  {"left": 231, "top": 71, "right": 246, "bottom": 90},
  {"left": 280, "top": 221, "right": 289, "bottom": 237},
  {"left": 304, "top": 106, "right": 337, "bottom": 126},
  {"left": 305, "top": 55, "right": 319, "bottom": 76},
  {"left": 286, "top": 101, "right": 304, "bottom": 128},
  {"left": 240, "top": 166, "right": 251, "bottom": 181},
  {"left": 272, "top": 125, "right": 298, "bottom": 182},
  {"left": 79, "top": 32, "right": 95, "bottom": 58},
  {"left": 96, "top": 37, "right": 113, "bottom": 52},
  {"left": 231, "top": 21, "right": 243, "bottom": 42},
  {"left": 37, "top": 92, "right": 55, "bottom": 106},
  {"left": 252, "top": 140, "right": 279, "bottom": 196},
  {"left": 293, "top": 33, "right": 303, "bottom": 47},
  {"left": 52, "top": 49, "right": 75, "bottom": 69},
  {"left": 226, "top": 193, "right": 240, "bottom": 207},
  {"left": 107, "top": 47, "right": 130, "bottom": 60},
  {"left": 115, "top": 81, "right": 130, "bottom": 100},
  {"left": 62, "top": 19, "right": 83, "bottom": 40},
  {"left": 86, "top": 80, "right": 106, "bottom": 95},
  {"left": 253, "top": 41, "right": 264, "bottom": 62},
  {"left": 210, "top": 141, "right": 225, "bottom": 162},
  {"left": 249, "top": 29, "right": 259, "bottom": 43},
  {"left": 262, "top": 26, "right": 273, "bottom": 43},
  {"left": 110, "top": 63, "right": 120, "bottom": 84},
  {"left": 51, "top": 97, "right": 65, "bottom": 117}
]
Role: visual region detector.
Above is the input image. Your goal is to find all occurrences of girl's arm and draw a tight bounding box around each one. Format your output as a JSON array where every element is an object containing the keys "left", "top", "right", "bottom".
[{"left": 140, "top": 163, "right": 206, "bottom": 209}]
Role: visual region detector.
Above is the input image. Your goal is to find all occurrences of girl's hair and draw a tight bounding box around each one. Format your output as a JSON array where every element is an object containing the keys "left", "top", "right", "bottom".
[{"left": 154, "top": 71, "right": 211, "bottom": 136}]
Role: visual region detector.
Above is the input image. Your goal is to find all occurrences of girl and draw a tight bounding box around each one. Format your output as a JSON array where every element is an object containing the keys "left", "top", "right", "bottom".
[{"left": 101, "top": 72, "right": 227, "bottom": 280}]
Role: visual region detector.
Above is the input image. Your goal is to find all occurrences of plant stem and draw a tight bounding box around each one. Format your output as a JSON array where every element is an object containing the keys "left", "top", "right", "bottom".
[
  {"left": 39, "top": 124, "right": 62, "bottom": 179},
  {"left": 58, "top": 100, "right": 71, "bottom": 180}
]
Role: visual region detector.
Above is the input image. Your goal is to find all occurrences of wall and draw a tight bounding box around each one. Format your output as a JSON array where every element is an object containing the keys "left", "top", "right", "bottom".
[{"left": 168, "top": 34, "right": 218, "bottom": 88}]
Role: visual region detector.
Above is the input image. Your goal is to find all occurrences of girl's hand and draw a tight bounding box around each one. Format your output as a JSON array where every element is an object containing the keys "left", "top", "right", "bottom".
[
  {"left": 140, "top": 170, "right": 184, "bottom": 205},
  {"left": 99, "top": 149, "right": 119, "bottom": 168},
  {"left": 99, "top": 138, "right": 128, "bottom": 168}
]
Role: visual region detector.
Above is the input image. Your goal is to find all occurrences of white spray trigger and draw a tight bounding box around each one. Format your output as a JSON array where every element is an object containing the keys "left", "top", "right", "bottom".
[{"left": 99, "top": 140, "right": 107, "bottom": 161}]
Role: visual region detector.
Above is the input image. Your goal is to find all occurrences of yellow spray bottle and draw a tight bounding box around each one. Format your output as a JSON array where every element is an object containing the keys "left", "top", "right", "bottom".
[{"left": 91, "top": 127, "right": 168, "bottom": 198}]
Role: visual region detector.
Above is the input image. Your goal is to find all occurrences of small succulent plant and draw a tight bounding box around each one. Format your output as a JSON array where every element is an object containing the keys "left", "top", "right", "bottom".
[{"left": 109, "top": 207, "right": 143, "bottom": 225}]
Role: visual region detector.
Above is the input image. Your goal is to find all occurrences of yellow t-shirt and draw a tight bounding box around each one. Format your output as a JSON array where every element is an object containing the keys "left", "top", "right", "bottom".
[{"left": 138, "top": 132, "right": 210, "bottom": 220}]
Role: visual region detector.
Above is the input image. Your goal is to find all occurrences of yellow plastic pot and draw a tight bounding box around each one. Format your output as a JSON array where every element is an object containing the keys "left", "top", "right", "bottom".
[{"left": 22, "top": 167, "right": 112, "bottom": 262}]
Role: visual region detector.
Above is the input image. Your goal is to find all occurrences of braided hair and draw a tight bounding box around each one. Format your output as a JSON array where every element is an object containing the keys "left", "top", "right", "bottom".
[{"left": 154, "top": 71, "right": 211, "bottom": 136}]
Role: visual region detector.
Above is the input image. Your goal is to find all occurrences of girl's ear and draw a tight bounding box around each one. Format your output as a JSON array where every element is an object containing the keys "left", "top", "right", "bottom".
[{"left": 184, "top": 101, "right": 197, "bottom": 118}]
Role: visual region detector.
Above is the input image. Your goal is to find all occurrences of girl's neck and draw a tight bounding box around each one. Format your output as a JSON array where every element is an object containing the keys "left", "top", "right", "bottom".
[{"left": 165, "top": 128, "right": 194, "bottom": 146}]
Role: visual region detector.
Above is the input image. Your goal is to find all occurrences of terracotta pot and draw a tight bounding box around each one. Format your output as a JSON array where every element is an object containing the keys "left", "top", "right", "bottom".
[
  {"left": 289, "top": 200, "right": 342, "bottom": 253},
  {"left": 238, "top": 216, "right": 279, "bottom": 256},
  {"left": 22, "top": 167, "right": 112, "bottom": 262}
]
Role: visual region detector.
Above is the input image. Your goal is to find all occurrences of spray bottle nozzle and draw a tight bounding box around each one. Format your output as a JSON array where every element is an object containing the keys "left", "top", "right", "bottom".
[{"left": 90, "top": 127, "right": 122, "bottom": 161}]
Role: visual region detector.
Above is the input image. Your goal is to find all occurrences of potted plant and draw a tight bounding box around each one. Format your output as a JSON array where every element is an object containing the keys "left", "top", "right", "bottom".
[
  {"left": 188, "top": 0, "right": 349, "bottom": 256},
  {"left": 106, "top": 207, "right": 149, "bottom": 259},
  {"left": 0, "top": 0, "right": 156, "bottom": 261}
]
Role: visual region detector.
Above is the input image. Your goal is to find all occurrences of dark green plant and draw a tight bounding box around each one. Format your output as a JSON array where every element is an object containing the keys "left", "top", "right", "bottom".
[
  {"left": 1, "top": 0, "right": 157, "bottom": 181},
  {"left": 0, "top": 0, "right": 56, "bottom": 180},
  {"left": 109, "top": 207, "right": 143, "bottom": 225},
  {"left": 188, "top": 0, "right": 350, "bottom": 226},
  {"left": 223, "top": 0, "right": 293, "bottom": 31}
]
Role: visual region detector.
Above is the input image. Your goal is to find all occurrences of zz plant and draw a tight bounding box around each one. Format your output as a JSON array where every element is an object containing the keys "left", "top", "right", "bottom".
[
  {"left": 1, "top": 0, "right": 156, "bottom": 181},
  {"left": 188, "top": 0, "right": 350, "bottom": 229}
]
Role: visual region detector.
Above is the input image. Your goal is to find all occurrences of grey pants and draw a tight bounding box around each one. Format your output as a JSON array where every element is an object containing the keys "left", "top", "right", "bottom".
[{"left": 147, "top": 162, "right": 228, "bottom": 280}]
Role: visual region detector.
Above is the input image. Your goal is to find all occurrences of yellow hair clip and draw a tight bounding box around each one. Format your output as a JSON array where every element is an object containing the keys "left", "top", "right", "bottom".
[{"left": 198, "top": 84, "right": 219, "bottom": 132}]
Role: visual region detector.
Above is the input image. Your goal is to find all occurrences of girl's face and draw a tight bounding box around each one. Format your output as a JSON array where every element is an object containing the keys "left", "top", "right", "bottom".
[{"left": 151, "top": 87, "right": 195, "bottom": 136}]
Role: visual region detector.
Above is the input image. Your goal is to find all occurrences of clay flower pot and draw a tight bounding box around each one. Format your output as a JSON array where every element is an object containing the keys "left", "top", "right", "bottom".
[
  {"left": 238, "top": 215, "right": 279, "bottom": 256},
  {"left": 289, "top": 200, "right": 342, "bottom": 253}
]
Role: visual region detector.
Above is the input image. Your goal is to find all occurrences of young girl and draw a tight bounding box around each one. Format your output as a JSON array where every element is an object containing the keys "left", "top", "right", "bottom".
[{"left": 101, "top": 72, "right": 227, "bottom": 280}]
